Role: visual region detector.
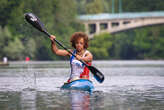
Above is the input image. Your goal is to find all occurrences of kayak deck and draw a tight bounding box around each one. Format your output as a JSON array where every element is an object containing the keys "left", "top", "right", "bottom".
[{"left": 61, "top": 79, "right": 94, "bottom": 92}]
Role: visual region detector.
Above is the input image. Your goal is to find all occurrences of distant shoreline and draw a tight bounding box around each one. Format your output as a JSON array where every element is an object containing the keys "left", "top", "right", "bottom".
[{"left": 0, "top": 62, "right": 9, "bottom": 66}]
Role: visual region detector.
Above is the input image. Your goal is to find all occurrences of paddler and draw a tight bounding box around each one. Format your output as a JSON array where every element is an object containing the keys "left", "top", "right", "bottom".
[{"left": 50, "top": 32, "right": 93, "bottom": 82}]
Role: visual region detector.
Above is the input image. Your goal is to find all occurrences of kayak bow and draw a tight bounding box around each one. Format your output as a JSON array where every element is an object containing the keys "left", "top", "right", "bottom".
[{"left": 61, "top": 79, "right": 94, "bottom": 92}]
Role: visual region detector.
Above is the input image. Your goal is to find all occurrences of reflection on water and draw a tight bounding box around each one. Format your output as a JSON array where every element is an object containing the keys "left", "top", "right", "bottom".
[
  {"left": 70, "top": 90, "right": 90, "bottom": 110},
  {"left": 21, "top": 89, "right": 36, "bottom": 110},
  {"left": 37, "top": 90, "right": 92, "bottom": 110},
  {"left": 0, "top": 60, "right": 164, "bottom": 110}
]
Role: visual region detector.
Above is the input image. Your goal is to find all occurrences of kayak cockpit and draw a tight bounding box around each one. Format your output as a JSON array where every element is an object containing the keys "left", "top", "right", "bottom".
[{"left": 61, "top": 79, "right": 94, "bottom": 92}]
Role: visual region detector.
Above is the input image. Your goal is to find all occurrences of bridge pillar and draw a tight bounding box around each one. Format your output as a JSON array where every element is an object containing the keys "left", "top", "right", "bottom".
[
  {"left": 84, "top": 23, "right": 89, "bottom": 35},
  {"left": 96, "top": 22, "right": 100, "bottom": 35},
  {"left": 107, "top": 22, "right": 112, "bottom": 32},
  {"left": 119, "top": 21, "right": 123, "bottom": 28}
]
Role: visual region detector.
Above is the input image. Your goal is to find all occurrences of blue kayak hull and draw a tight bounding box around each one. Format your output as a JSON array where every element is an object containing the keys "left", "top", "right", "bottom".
[{"left": 61, "top": 79, "right": 94, "bottom": 92}]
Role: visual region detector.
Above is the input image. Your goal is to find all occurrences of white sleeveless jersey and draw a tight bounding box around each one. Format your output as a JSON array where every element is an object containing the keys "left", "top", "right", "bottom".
[{"left": 69, "top": 50, "right": 89, "bottom": 79}]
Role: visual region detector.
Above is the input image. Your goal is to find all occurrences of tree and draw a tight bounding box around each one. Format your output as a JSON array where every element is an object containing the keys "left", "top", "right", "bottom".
[
  {"left": 86, "top": 0, "right": 104, "bottom": 14},
  {"left": 122, "top": 0, "right": 164, "bottom": 12},
  {"left": 3, "top": 37, "right": 25, "bottom": 60},
  {"left": 133, "top": 27, "right": 164, "bottom": 59},
  {"left": 0, "top": 26, "right": 12, "bottom": 59},
  {"left": 111, "top": 31, "right": 137, "bottom": 59},
  {"left": 89, "top": 33, "right": 113, "bottom": 59}
]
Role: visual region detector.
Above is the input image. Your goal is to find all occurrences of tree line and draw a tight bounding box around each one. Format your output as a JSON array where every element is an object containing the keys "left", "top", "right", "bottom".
[{"left": 0, "top": 0, "right": 164, "bottom": 60}]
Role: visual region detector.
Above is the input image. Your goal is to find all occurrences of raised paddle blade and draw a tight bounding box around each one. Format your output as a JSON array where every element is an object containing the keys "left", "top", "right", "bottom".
[
  {"left": 24, "top": 13, "right": 46, "bottom": 33},
  {"left": 88, "top": 66, "right": 104, "bottom": 83}
]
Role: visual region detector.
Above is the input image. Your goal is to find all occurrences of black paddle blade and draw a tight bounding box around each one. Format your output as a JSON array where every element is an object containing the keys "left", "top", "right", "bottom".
[
  {"left": 24, "top": 13, "right": 46, "bottom": 33},
  {"left": 88, "top": 66, "right": 104, "bottom": 83}
]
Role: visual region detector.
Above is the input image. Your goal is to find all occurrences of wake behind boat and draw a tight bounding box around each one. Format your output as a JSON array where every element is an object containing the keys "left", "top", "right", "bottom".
[{"left": 61, "top": 79, "right": 94, "bottom": 92}]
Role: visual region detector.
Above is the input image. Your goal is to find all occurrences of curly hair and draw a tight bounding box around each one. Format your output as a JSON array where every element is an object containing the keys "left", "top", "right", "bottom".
[{"left": 70, "top": 32, "right": 89, "bottom": 49}]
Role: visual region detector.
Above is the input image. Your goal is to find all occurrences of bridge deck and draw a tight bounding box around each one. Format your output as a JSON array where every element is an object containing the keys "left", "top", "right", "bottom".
[{"left": 78, "top": 11, "right": 164, "bottom": 21}]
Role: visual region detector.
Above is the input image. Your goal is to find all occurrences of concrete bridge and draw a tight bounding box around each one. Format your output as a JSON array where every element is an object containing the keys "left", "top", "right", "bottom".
[{"left": 78, "top": 11, "right": 164, "bottom": 38}]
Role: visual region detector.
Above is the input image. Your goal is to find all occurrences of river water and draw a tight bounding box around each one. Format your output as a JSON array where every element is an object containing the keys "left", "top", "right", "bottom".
[{"left": 0, "top": 60, "right": 164, "bottom": 110}]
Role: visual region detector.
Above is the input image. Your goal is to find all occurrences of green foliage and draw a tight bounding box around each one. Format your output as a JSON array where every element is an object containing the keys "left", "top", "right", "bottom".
[
  {"left": 123, "top": 0, "right": 164, "bottom": 12},
  {"left": 0, "top": 26, "right": 12, "bottom": 58},
  {"left": 0, "top": 0, "right": 83, "bottom": 60},
  {"left": 89, "top": 33, "right": 112, "bottom": 59},
  {"left": 89, "top": 26, "right": 164, "bottom": 60},
  {"left": 133, "top": 27, "right": 164, "bottom": 59},
  {"left": 24, "top": 38, "right": 37, "bottom": 59},
  {"left": 86, "top": 0, "right": 104, "bottom": 14},
  {"left": 75, "top": 0, "right": 108, "bottom": 14},
  {"left": 111, "top": 31, "right": 137, "bottom": 59},
  {"left": 3, "top": 37, "right": 25, "bottom": 60},
  {"left": 0, "top": 0, "right": 164, "bottom": 60}
]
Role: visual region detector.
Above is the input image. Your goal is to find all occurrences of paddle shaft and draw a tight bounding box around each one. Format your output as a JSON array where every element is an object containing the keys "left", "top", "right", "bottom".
[{"left": 43, "top": 30, "right": 89, "bottom": 67}]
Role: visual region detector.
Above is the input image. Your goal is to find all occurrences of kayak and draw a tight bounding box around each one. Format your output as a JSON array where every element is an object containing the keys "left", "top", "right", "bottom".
[{"left": 61, "top": 79, "right": 94, "bottom": 92}]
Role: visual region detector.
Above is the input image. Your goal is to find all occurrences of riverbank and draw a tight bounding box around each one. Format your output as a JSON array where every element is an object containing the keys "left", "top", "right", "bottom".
[{"left": 0, "top": 62, "right": 9, "bottom": 66}]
